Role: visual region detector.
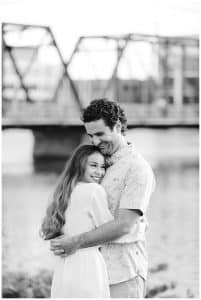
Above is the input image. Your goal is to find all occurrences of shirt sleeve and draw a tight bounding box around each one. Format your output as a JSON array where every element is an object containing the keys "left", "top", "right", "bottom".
[
  {"left": 89, "top": 185, "right": 114, "bottom": 228},
  {"left": 119, "top": 160, "right": 156, "bottom": 215}
]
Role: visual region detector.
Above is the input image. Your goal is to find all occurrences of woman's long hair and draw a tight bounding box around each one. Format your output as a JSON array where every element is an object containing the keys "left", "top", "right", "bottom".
[{"left": 40, "top": 144, "right": 103, "bottom": 240}]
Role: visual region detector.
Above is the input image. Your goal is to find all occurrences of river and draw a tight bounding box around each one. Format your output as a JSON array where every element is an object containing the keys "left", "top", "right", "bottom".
[{"left": 2, "top": 128, "right": 199, "bottom": 298}]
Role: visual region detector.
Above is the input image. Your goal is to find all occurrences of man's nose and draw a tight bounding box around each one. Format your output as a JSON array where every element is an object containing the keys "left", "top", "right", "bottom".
[{"left": 91, "top": 136, "right": 100, "bottom": 146}]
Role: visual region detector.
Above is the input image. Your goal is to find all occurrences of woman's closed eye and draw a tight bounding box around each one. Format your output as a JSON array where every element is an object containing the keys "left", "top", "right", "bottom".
[
  {"left": 90, "top": 163, "right": 105, "bottom": 169},
  {"left": 90, "top": 163, "right": 98, "bottom": 167}
]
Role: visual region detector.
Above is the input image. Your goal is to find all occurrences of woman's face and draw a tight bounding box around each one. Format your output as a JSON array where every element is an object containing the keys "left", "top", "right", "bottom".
[{"left": 83, "top": 152, "right": 105, "bottom": 184}]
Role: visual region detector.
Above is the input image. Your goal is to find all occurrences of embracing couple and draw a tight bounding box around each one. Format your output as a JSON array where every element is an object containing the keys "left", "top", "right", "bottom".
[{"left": 40, "top": 98, "right": 156, "bottom": 298}]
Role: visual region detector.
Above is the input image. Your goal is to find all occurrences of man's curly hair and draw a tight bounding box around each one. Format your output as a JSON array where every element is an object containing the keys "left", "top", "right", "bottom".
[{"left": 82, "top": 99, "right": 127, "bottom": 135}]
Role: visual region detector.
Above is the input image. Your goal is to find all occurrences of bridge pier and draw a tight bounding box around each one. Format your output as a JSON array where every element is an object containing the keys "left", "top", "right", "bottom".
[{"left": 33, "top": 126, "right": 86, "bottom": 160}]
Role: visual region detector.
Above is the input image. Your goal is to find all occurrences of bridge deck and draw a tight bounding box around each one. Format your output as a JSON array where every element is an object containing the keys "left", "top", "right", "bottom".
[{"left": 2, "top": 102, "right": 199, "bottom": 129}]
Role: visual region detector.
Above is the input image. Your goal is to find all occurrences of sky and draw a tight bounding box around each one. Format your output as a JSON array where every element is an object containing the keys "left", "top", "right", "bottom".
[
  {"left": 0, "top": 0, "right": 200, "bottom": 80},
  {"left": 0, "top": 0, "right": 200, "bottom": 59}
]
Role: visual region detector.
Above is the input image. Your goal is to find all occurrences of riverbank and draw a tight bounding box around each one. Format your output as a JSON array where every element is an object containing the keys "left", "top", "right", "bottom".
[{"left": 3, "top": 264, "right": 188, "bottom": 298}]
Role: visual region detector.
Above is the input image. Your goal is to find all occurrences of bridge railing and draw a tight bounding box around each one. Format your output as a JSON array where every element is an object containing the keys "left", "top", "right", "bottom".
[{"left": 2, "top": 100, "right": 199, "bottom": 127}]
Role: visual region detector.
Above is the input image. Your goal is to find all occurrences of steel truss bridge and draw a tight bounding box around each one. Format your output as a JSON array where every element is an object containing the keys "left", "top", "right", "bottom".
[{"left": 2, "top": 23, "right": 199, "bottom": 130}]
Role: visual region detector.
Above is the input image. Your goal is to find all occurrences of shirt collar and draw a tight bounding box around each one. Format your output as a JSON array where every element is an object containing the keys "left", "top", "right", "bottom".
[{"left": 105, "top": 142, "right": 134, "bottom": 166}]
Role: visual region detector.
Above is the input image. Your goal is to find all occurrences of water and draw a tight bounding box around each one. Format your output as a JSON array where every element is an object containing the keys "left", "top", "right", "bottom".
[{"left": 2, "top": 128, "right": 199, "bottom": 297}]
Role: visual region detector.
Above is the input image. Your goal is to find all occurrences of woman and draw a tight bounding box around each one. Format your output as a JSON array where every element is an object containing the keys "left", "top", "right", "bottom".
[{"left": 40, "top": 144, "right": 113, "bottom": 298}]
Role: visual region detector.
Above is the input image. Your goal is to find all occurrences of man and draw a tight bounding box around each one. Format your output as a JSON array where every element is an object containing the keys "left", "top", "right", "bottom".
[{"left": 50, "top": 98, "right": 156, "bottom": 298}]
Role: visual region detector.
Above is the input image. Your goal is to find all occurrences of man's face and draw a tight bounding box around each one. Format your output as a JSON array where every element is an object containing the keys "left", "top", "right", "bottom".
[{"left": 84, "top": 119, "right": 121, "bottom": 156}]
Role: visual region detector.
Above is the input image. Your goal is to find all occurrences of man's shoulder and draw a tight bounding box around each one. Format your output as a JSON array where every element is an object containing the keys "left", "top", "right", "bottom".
[
  {"left": 129, "top": 149, "right": 152, "bottom": 169},
  {"left": 126, "top": 150, "right": 155, "bottom": 184},
  {"left": 109, "top": 145, "right": 152, "bottom": 173}
]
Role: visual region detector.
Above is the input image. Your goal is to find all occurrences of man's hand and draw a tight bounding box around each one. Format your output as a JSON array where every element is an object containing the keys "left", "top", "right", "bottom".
[{"left": 50, "top": 235, "right": 81, "bottom": 257}]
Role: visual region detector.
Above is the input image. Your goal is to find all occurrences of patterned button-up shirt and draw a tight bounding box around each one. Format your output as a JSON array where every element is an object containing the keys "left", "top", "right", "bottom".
[{"left": 101, "top": 143, "right": 156, "bottom": 284}]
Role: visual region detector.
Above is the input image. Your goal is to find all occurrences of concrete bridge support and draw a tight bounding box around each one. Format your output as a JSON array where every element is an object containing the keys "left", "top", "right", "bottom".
[{"left": 33, "top": 126, "right": 87, "bottom": 160}]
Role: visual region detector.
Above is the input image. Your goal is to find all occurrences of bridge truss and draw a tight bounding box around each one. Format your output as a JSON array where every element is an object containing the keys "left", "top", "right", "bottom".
[{"left": 2, "top": 23, "right": 199, "bottom": 128}]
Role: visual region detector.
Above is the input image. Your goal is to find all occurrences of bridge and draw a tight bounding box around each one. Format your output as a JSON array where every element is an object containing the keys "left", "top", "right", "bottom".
[
  {"left": 2, "top": 23, "right": 199, "bottom": 159},
  {"left": 2, "top": 100, "right": 199, "bottom": 129}
]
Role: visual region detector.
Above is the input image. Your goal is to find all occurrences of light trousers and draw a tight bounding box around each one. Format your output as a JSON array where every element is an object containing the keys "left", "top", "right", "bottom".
[{"left": 110, "top": 276, "right": 146, "bottom": 298}]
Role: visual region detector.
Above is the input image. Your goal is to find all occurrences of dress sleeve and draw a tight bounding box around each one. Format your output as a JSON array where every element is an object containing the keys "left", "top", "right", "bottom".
[
  {"left": 119, "top": 160, "right": 156, "bottom": 215},
  {"left": 89, "top": 185, "right": 114, "bottom": 228}
]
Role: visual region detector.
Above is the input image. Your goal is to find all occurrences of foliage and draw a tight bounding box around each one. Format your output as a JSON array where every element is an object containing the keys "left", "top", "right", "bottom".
[{"left": 2, "top": 269, "right": 52, "bottom": 298}]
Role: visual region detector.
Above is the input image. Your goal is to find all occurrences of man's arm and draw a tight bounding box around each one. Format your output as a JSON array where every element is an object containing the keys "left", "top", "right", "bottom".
[
  {"left": 50, "top": 208, "right": 141, "bottom": 256},
  {"left": 50, "top": 159, "right": 154, "bottom": 256}
]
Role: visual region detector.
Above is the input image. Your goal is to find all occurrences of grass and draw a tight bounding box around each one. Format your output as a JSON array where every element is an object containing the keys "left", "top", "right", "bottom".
[
  {"left": 3, "top": 263, "right": 196, "bottom": 298},
  {"left": 2, "top": 270, "right": 52, "bottom": 298}
]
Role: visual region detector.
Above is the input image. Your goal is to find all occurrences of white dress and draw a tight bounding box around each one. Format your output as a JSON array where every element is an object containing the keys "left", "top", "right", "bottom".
[{"left": 51, "top": 182, "right": 114, "bottom": 298}]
